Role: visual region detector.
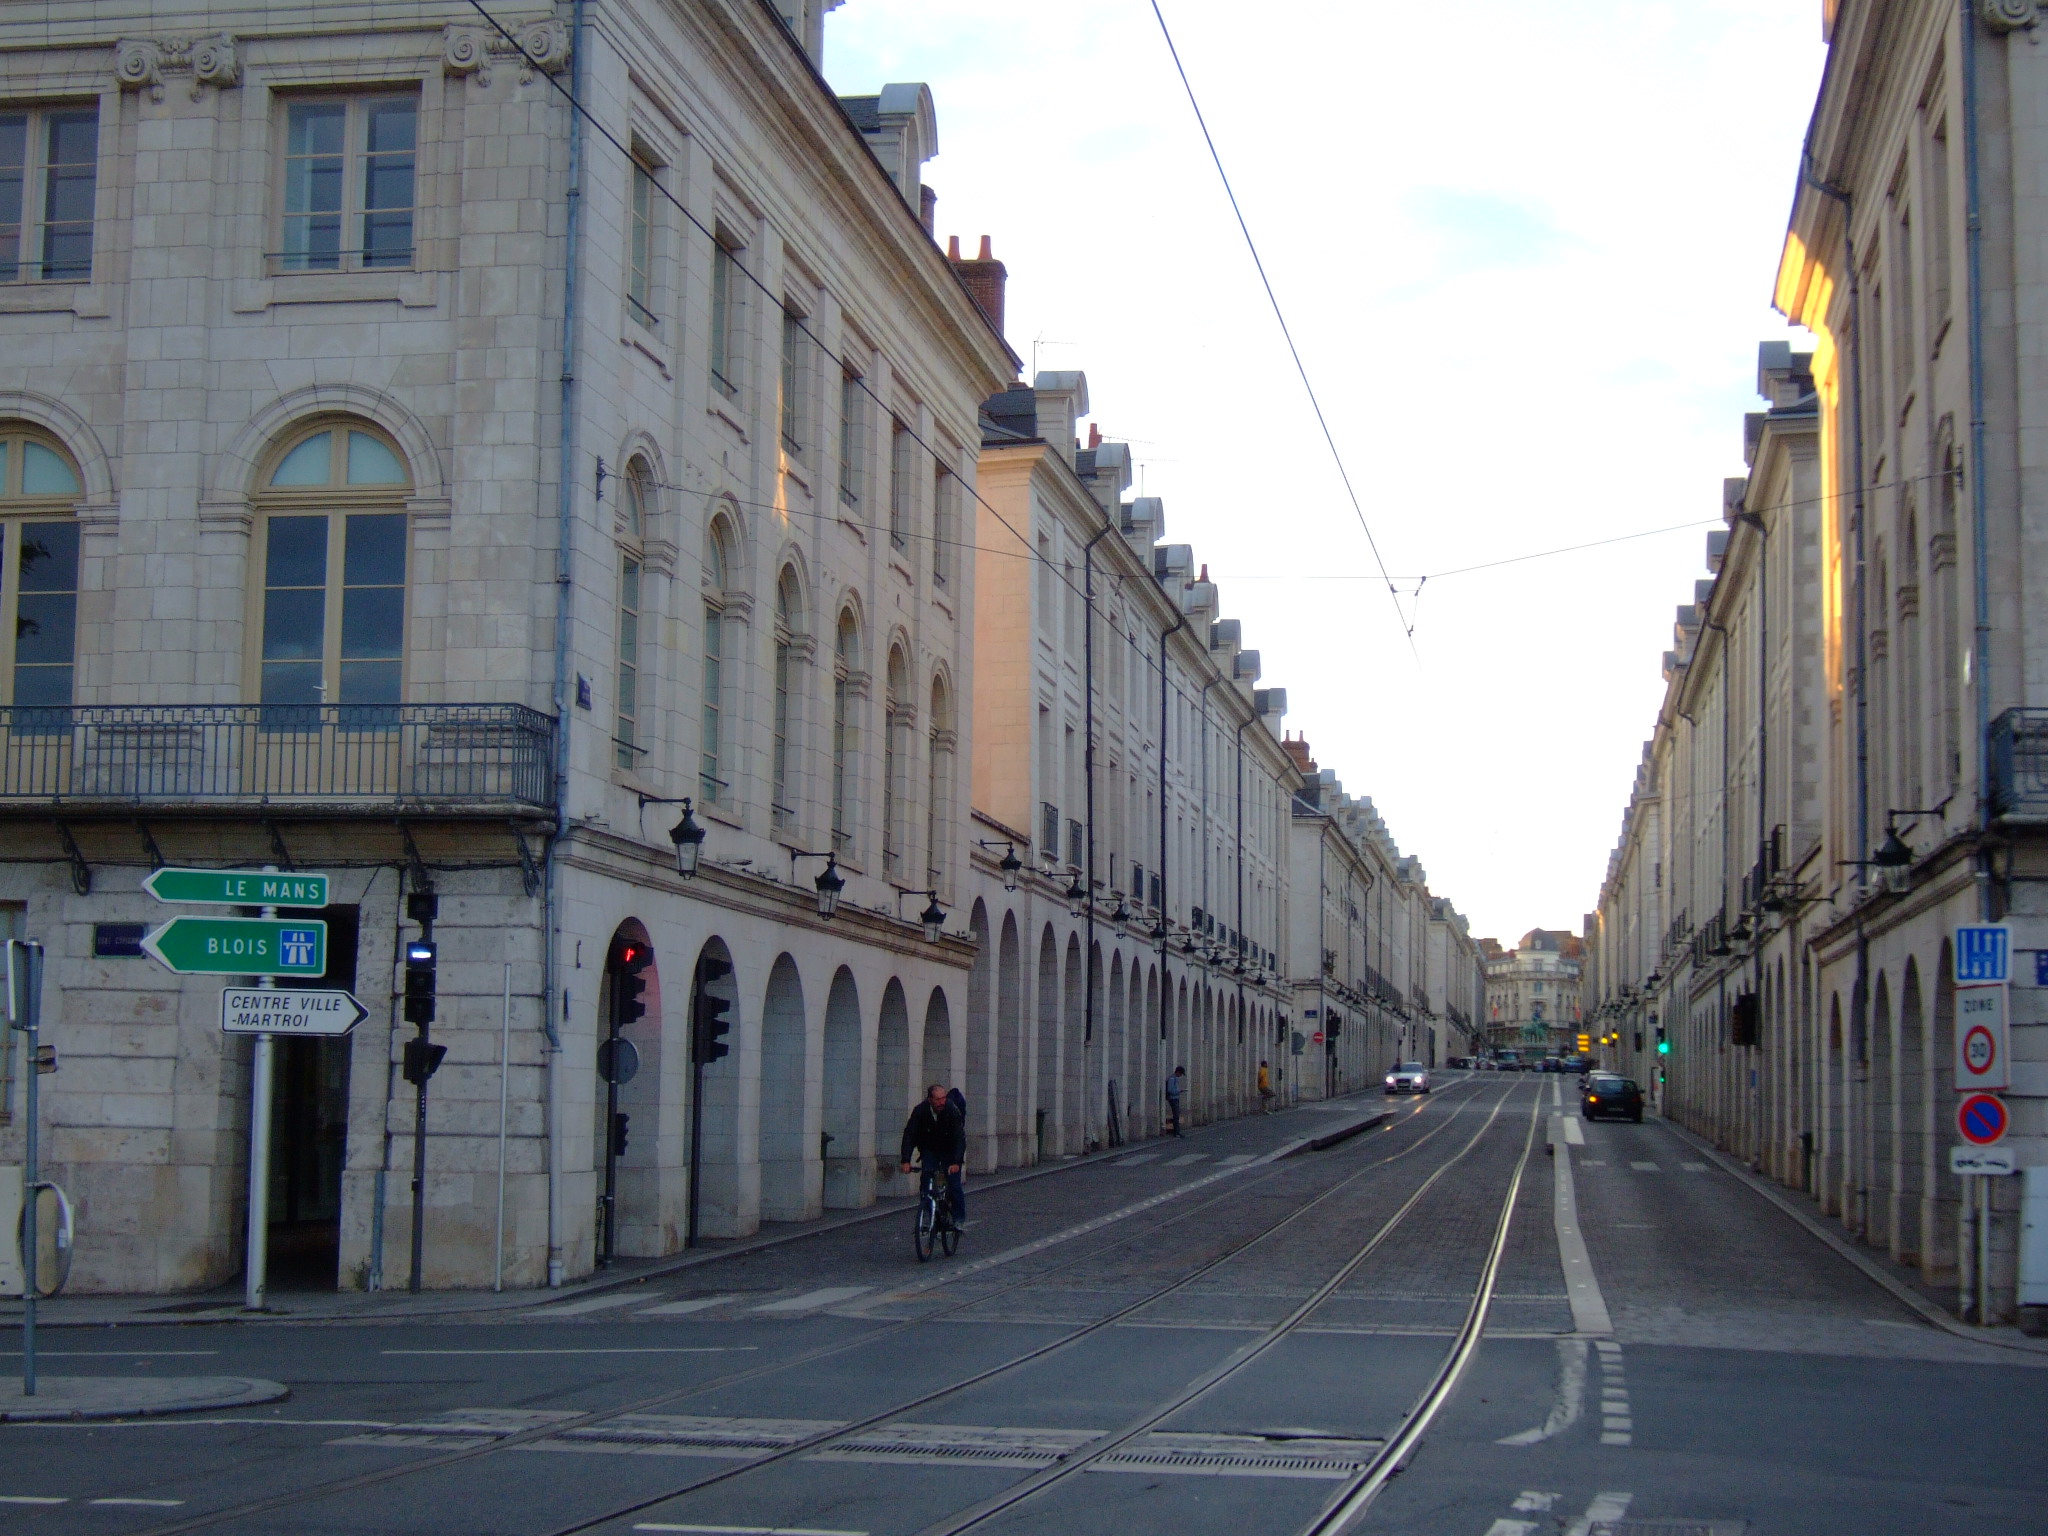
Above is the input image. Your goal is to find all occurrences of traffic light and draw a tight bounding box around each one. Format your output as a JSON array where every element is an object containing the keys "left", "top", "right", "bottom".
[
  {"left": 1633, "top": 1031, "right": 1644, "bottom": 1052},
  {"left": 403, "top": 939, "right": 437, "bottom": 1025},
  {"left": 402, "top": 1037, "right": 447, "bottom": 1084},
  {"left": 1577, "top": 1033, "right": 1591, "bottom": 1053},
  {"left": 1326, "top": 1015, "right": 1342, "bottom": 1039},
  {"left": 610, "top": 1111, "right": 630, "bottom": 1157},
  {"left": 1656, "top": 1027, "right": 1670, "bottom": 1056},
  {"left": 610, "top": 936, "right": 653, "bottom": 1027},
  {"left": 693, "top": 956, "right": 734, "bottom": 1065}
]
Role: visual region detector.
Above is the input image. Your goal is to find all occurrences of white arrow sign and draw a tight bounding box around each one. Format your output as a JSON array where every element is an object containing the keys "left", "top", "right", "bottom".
[{"left": 220, "top": 988, "right": 368, "bottom": 1037}]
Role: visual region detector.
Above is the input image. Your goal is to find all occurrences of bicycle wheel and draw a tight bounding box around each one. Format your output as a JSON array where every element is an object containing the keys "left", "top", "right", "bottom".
[
  {"left": 914, "top": 1195, "right": 937, "bottom": 1262},
  {"left": 940, "top": 1218, "right": 959, "bottom": 1258}
]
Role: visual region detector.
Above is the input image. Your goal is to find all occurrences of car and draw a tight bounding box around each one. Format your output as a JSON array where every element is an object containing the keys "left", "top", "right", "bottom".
[
  {"left": 1581, "top": 1073, "right": 1644, "bottom": 1122},
  {"left": 1384, "top": 1062, "right": 1431, "bottom": 1095}
]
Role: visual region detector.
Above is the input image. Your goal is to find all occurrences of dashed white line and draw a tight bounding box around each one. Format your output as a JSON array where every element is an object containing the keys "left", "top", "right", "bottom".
[
  {"left": 751, "top": 1286, "right": 873, "bottom": 1313},
  {"left": 1551, "top": 1119, "right": 1613, "bottom": 1336},
  {"left": 1680, "top": 1161, "right": 1708, "bottom": 1172},
  {"left": 381, "top": 1348, "right": 753, "bottom": 1356},
  {"left": 92, "top": 1499, "right": 186, "bottom": 1507},
  {"left": 0, "top": 1496, "right": 68, "bottom": 1505},
  {"left": 632, "top": 1526, "right": 867, "bottom": 1535},
  {"left": 1629, "top": 1161, "right": 1660, "bottom": 1172}
]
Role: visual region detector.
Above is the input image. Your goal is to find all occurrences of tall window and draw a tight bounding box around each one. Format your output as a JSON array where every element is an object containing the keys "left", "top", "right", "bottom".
[
  {"left": 278, "top": 95, "right": 417, "bottom": 272},
  {"left": 0, "top": 106, "right": 97, "bottom": 283},
  {"left": 883, "top": 646, "right": 908, "bottom": 875},
  {"left": 889, "top": 418, "right": 912, "bottom": 552},
  {"left": 701, "top": 522, "right": 733, "bottom": 803},
  {"left": 931, "top": 464, "right": 954, "bottom": 588},
  {"left": 710, "top": 234, "right": 743, "bottom": 398},
  {"left": 0, "top": 428, "right": 83, "bottom": 728},
  {"left": 839, "top": 371, "right": 865, "bottom": 509},
  {"left": 832, "top": 610, "right": 859, "bottom": 852},
  {"left": 771, "top": 567, "right": 802, "bottom": 832},
  {"left": 780, "top": 306, "right": 808, "bottom": 454},
  {"left": 255, "top": 424, "right": 411, "bottom": 723},
  {"left": 627, "top": 157, "right": 659, "bottom": 329},
  {"left": 926, "top": 676, "right": 951, "bottom": 890},
  {"left": 614, "top": 459, "right": 651, "bottom": 769},
  {"left": 1927, "top": 119, "right": 1952, "bottom": 329}
]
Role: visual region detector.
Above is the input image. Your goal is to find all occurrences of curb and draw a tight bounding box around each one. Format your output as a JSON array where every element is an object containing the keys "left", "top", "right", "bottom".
[
  {"left": 1659, "top": 1116, "right": 2048, "bottom": 1357},
  {"left": 0, "top": 1375, "right": 289, "bottom": 1422},
  {"left": 1286, "top": 1109, "right": 1395, "bottom": 1155}
]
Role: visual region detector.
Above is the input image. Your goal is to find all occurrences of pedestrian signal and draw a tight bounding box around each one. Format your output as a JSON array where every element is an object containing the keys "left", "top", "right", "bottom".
[{"left": 693, "top": 956, "right": 734, "bottom": 1065}]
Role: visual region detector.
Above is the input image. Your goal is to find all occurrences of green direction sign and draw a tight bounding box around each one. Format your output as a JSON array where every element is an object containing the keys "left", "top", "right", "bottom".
[
  {"left": 142, "top": 917, "right": 327, "bottom": 977},
  {"left": 143, "top": 868, "right": 330, "bottom": 907}
]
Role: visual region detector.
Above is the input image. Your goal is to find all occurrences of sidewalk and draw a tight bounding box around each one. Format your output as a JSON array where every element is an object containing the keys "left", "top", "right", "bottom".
[
  {"left": 0, "top": 1090, "right": 1395, "bottom": 1332},
  {"left": 0, "top": 1374, "right": 288, "bottom": 1422}
]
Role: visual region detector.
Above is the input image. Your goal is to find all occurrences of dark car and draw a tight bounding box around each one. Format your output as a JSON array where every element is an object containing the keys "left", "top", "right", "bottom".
[{"left": 1581, "top": 1073, "right": 1644, "bottom": 1123}]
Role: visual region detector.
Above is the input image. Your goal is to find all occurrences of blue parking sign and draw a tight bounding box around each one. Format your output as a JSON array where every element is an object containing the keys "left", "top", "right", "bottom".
[{"left": 1955, "top": 925, "right": 2010, "bottom": 985}]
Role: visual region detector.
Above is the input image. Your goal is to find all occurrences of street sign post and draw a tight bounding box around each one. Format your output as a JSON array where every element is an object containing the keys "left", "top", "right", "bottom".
[
  {"left": 142, "top": 917, "right": 326, "bottom": 977},
  {"left": 220, "top": 988, "right": 366, "bottom": 1037},
  {"left": 1955, "top": 984, "right": 2011, "bottom": 1092},
  {"left": 1958, "top": 1093, "right": 2009, "bottom": 1146},
  {"left": 143, "top": 868, "right": 330, "bottom": 907},
  {"left": 1951, "top": 1146, "right": 2018, "bottom": 1176},
  {"left": 1955, "top": 924, "right": 2012, "bottom": 984}
]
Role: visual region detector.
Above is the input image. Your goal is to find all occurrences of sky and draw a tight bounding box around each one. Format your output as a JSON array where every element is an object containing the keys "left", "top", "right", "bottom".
[{"left": 824, "top": 0, "right": 1828, "bottom": 944}]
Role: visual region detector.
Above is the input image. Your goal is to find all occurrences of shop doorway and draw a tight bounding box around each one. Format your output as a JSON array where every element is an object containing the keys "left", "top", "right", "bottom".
[{"left": 266, "top": 904, "right": 358, "bottom": 1288}]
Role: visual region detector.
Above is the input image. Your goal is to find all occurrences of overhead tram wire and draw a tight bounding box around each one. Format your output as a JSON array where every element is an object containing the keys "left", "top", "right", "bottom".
[
  {"left": 462, "top": 0, "right": 1085, "bottom": 621},
  {"left": 1148, "top": 0, "right": 1414, "bottom": 655}
]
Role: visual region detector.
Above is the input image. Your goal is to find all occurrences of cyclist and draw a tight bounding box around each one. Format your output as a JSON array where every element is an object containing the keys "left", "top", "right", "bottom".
[{"left": 899, "top": 1082, "right": 967, "bottom": 1229}]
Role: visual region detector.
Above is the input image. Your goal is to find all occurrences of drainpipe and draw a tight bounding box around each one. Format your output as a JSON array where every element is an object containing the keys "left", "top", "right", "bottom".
[
  {"left": 1082, "top": 525, "right": 1114, "bottom": 1076},
  {"left": 1962, "top": 0, "right": 1996, "bottom": 921},
  {"left": 539, "top": 0, "right": 588, "bottom": 1289},
  {"left": 1158, "top": 612, "right": 1186, "bottom": 1047},
  {"left": 1234, "top": 712, "right": 1251, "bottom": 1045}
]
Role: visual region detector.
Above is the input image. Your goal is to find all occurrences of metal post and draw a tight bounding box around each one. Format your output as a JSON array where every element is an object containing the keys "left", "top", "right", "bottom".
[
  {"left": 1978, "top": 1173, "right": 1993, "bottom": 1326},
  {"left": 13, "top": 940, "right": 44, "bottom": 1396},
  {"left": 408, "top": 1047, "right": 429, "bottom": 1292},
  {"left": 494, "top": 962, "right": 511, "bottom": 1292},
  {"left": 245, "top": 887, "right": 278, "bottom": 1313},
  {"left": 601, "top": 993, "right": 620, "bottom": 1265},
  {"left": 686, "top": 1051, "right": 705, "bottom": 1248}
]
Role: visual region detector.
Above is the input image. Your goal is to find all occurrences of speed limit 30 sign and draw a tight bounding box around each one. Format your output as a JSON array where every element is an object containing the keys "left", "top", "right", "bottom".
[{"left": 1954, "top": 983, "right": 2010, "bottom": 1092}]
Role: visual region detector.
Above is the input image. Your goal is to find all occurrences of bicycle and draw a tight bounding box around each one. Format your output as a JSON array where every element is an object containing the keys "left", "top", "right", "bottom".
[{"left": 912, "top": 1161, "right": 961, "bottom": 1262}]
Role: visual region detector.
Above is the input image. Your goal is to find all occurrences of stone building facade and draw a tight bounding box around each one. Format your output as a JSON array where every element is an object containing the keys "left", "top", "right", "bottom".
[
  {"left": 1482, "top": 930, "right": 1582, "bottom": 1056},
  {"left": 1587, "top": 0, "right": 2048, "bottom": 1326}
]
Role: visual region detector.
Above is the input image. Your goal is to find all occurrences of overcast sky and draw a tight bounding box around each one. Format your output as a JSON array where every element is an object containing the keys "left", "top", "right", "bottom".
[{"left": 825, "top": 1, "right": 1827, "bottom": 944}]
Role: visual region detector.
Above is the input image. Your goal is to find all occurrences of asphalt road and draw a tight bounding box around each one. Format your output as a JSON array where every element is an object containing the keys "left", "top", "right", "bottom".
[{"left": 1, "top": 1075, "right": 2042, "bottom": 1536}]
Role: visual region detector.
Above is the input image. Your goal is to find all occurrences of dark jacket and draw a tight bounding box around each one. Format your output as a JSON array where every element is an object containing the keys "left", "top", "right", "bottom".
[{"left": 901, "top": 1099, "right": 966, "bottom": 1168}]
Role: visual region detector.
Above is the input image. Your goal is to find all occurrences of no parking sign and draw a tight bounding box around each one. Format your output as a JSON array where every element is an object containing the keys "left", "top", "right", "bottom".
[{"left": 1957, "top": 1093, "right": 2008, "bottom": 1146}]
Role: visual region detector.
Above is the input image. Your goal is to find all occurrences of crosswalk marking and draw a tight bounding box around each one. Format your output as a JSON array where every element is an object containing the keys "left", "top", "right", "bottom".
[
  {"left": 751, "top": 1286, "right": 872, "bottom": 1313},
  {"left": 1114, "top": 1153, "right": 1160, "bottom": 1166},
  {"left": 523, "top": 1291, "right": 644, "bottom": 1317},
  {"left": 1680, "top": 1161, "right": 1708, "bottom": 1172},
  {"left": 1629, "top": 1161, "right": 1660, "bottom": 1172},
  {"left": 1165, "top": 1153, "right": 1205, "bottom": 1166},
  {"left": 1217, "top": 1153, "right": 1254, "bottom": 1165},
  {"left": 639, "top": 1294, "right": 740, "bottom": 1316}
]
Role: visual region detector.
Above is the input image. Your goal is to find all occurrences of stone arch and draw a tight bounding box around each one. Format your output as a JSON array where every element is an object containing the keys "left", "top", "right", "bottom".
[
  {"left": 1931, "top": 939, "right": 1959, "bottom": 1275},
  {"left": 875, "top": 979, "right": 913, "bottom": 1198},
  {"left": 921, "top": 987, "right": 956, "bottom": 1121},
  {"left": 1106, "top": 951, "right": 1127, "bottom": 1141},
  {"left": 758, "top": 955, "right": 817, "bottom": 1223},
  {"left": 0, "top": 390, "right": 116, "bottom": 506},
  {"left": 965, "top": 900, "right": 996, "bottom": 1171},
  {"left": 1898, "top": 955, "right": 1927, "bottom": 1269},
  {"left": 1871, "top": 970, "right": 1895, "bottom": 1249},
  {"left": 215, "top": 382, "right": 447, "bottom": 505},
  {"left": 1062, "top": 933, "right": 1085, "bottom": 1153},
  {"left": 822, "top": 967, "right": 866, "bottom": 1208},
  {"left": 690, "top": 937, "right": 751, "bottom": 1239},
  {"left": 1035, "top": 924, "right": 1060, "bottom": 1163},
  {"left": 997, "top": 911, "right": 1025, "bottom": 1165}
]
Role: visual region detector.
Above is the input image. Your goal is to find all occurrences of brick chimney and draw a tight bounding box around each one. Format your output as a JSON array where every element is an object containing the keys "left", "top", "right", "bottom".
[
  {"left": 1283, "top": 732, "right": 1317, "bottom": 777},
  {"left": 947, "top": 233, "right": 1007, "bottom": 337}
]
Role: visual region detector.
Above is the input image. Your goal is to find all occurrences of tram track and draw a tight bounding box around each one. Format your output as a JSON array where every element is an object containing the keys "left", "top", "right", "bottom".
[{"left": 115, "top": 1080, "right": 1498, "bottom": 1536}]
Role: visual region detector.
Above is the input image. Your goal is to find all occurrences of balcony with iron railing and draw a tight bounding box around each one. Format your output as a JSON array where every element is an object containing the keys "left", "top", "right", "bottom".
[
  {"left": 1990, "top": 709, "right": 2048, "bottom": 819},
  {"left": 0, "top": 703, "right": 557, "bottom": 815}
]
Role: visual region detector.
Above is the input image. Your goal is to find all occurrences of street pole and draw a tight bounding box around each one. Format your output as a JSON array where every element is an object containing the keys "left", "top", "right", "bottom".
[
  {"left": 244, "top": 884, "right": 279, "bottom": 1313},
  {"left": 11, "top": 940, "right": 43, "bottom": 1396},
  {"left": 494, "top": 962, "right": 511, "bottom": 1292},
  {"left": 409, "top": 1027, "right": 430, "bottom": 1293},
  {"left": 600, "top": 987, "right": 619, "bottom": 1265}
]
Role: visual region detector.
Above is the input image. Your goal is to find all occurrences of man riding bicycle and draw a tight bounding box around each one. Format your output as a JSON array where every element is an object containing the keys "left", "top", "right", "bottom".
[{"left": 899, "top": 1083, "right": 967, "bottom": 1229}]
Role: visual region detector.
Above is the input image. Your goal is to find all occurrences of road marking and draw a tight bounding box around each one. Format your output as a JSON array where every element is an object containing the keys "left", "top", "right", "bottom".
[
  {"left": 1680, "top": 1161, "right": 1707, "bottom": 1172},
  {"left": 1114, "top": 1153, "right": 1160, "bottom": 1166},
  {"left": 1579, "top": 1159, "right": 1607, "bottom": 1166},
  {"left": 0, "top": 1351, "right": 217, "bottom": 1358},
  {"left": 1552, "top": 1118, "right": 1613, "bottom": 1337},
  {"left": 522, "top": 1291, "right": 646, "bottom": 1316},
  {"left": 1484, "top": 1523, "right": 1538, "bottom": 1536},
  {"left": 1165, "top": 1153, "right": 1206, "bottom": 1166},
  {"left": 1497, "top": 1338, "right": 1585, "bottom": 1445},
  {"left": 92, "top": 1499, "right": 186, "bottom": 1507},
  {"left": 1511, "top": 1492, "right": 1559, "bottom": 1512},
  {"left": 0, "top": 1496, "right": 69, "bottom": 1504},
  {"left": 639, "top": 1294, "right": 741, "bottom": 1317},
  {"left": 1593, "top": 1346, "right": 1632, "bottom": 1447},
  {"left": 752, "top": 1286, "right": 872, "bottom": 1313},
  {"left": 1629, "top": 1161, "right": 1660, "bottom": 1172},
  {"left": 381, "top": 1348, "right": 754, "bottom": 1356},
  {"left": 1565, "top": 1491, "right": 1633, "bottom": 1534},
  {"left": 632, "top": 1526, "right": 868, "bottom": 1535},
  {"left": 1551, "top": 1079, "right": 1561, "bottom": 1107},
  {"left": 1217, "top": 1153, "right": 1255, "bottom": 1165},
  {"left": 1557, "top": 1115, "right": 1585, "bottom": 1146}
]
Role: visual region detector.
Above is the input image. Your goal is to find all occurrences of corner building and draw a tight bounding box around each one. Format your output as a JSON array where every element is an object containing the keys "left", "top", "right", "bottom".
[{"left": 0, "top": 1, "right": 1010, "bottom": 1291}]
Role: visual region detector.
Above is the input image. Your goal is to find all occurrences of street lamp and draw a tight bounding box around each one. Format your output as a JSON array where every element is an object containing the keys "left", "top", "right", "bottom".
[
  {"left": 896, "top": 888, "right": 948, "bottom": 943},
  {"left": 638, "top": 794, "right": 707, "bottom": 878},
  {"left": 1066, "top": 873, "right": 1087, "bottom": 918},
  {"left": 976, "top": 839, "right": 1023, "bottom": 892},
  {"left": 789, "top": 850, "right": 843, "bottom": 918}
]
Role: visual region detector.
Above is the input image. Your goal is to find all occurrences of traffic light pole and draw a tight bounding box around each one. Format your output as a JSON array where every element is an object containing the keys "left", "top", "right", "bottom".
[
  {"left": 245, "top": 881, "right": 280, "bottom": 1312},
  {"left": 10, "top": 940, "right": 43, "bottom": 1396},
  {"left": 405, "top": 888, "right": 439, "bottom": 1294},
  {"left": 601, "top": 994, "right": 619, "bottom": 1265},
  {"left": 686, "top": 1044, "right": 704, "bottom": 1249}
]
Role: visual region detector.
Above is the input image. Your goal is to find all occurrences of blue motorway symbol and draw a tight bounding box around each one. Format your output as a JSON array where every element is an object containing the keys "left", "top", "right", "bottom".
[{"left": 278, "top": 928, "right": 320, "bottom": 971}]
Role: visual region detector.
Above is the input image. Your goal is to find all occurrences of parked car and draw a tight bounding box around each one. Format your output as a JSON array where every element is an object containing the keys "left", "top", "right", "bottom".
[
  {"left": 1384, "top": 1062, "right": 1431, "bottom": 1095},
  {"left": 1581, "top": 1073, "right": 1644, "bottom": 1122}
]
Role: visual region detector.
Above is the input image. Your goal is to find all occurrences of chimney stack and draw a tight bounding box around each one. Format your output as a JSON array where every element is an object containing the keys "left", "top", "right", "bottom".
[{"left": 948, "top": 233, "right": 1007, "bottom": 338}]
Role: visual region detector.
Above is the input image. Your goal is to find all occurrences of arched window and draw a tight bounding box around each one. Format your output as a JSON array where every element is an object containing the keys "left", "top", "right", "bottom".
[
  {"left": 614, "top": 456, "right": 654, "bottom": 769},
  {"left": 0, "top": 425, "right": 83, "bottom": 727},
  {"left": 771, "top": 566, "right": 803, "bottom": 832},
  {"left": 254, "top": 422, "right": 412, "bottom": 725},
  {"left": 926, "top": 673, "right": 952, "bottom": 890},
  {"left": 832, "top": 609, "right": 859, "bottom": 853},
  {"left": 883, "top": 644, "right": 909, "bottom": 875},
  {"left": 700, "top": 518, "right": 734, "bottom": 803}
]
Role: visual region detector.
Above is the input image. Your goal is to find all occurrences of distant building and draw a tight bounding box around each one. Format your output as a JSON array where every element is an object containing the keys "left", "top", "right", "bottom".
[{"left": 1482, "top": 930, "right": 1583, "bottom": 1055}]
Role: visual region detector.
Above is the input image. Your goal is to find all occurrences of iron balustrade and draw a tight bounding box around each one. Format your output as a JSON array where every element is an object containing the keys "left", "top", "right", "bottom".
[
  {"left": 1989, "top": 708, "right": 2048, "bottom": 818},
  {"left": 0, "top": 703, "right": 556, "bottom": 812}
]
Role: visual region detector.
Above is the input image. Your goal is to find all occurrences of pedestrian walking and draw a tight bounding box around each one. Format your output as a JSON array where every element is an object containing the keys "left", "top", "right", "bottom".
[
  {"left": 1164, "top": 1065, "right": 1186, "bottom": 1137},
  {"left": 1257, "top": 1059, "right": 1274, "bottom": 1113}
]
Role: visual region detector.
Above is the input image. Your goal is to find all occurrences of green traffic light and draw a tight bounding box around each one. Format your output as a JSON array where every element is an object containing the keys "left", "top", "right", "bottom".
[{"left": 1656, "top": 1040, "right": 1670, "bottom": 1055}]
